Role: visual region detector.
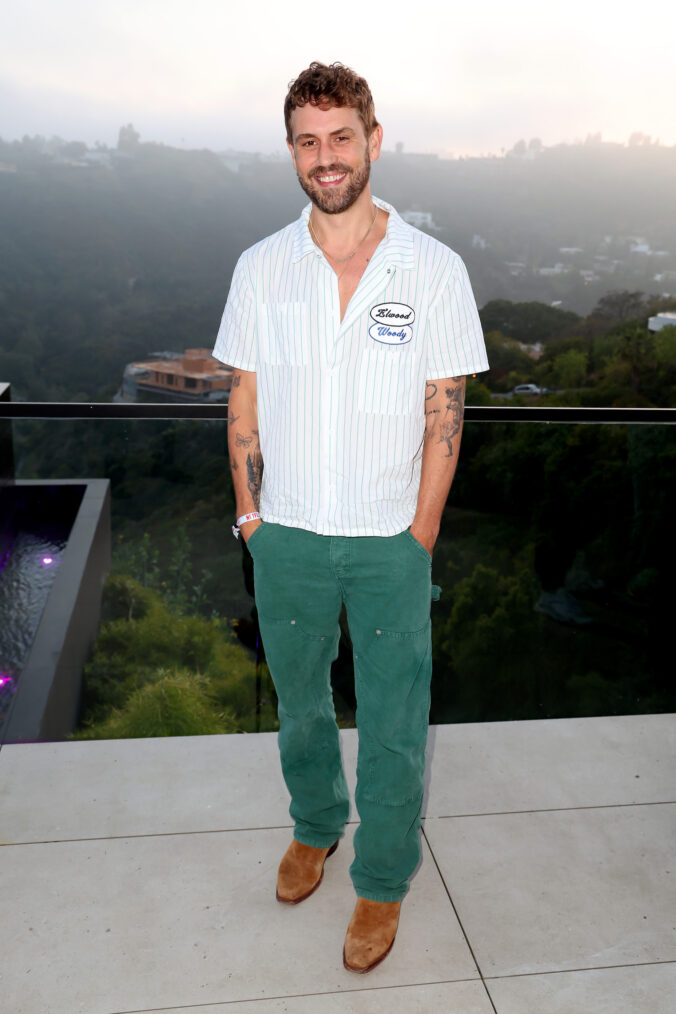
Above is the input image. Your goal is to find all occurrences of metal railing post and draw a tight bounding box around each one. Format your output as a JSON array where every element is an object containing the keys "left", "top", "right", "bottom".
[{"left": 0, "top": 383, "right": 14, "bottom": 480}]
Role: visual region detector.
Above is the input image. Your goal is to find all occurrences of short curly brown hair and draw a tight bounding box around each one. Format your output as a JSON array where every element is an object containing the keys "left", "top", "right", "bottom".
[{"left": 284, "top": 62, "right": 379, "bottom": 144}]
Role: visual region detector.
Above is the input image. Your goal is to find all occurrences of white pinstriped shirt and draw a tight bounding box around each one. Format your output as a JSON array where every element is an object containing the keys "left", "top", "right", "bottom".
[{"left": 213, "top": 197, "right": 488, "bottom": 537}]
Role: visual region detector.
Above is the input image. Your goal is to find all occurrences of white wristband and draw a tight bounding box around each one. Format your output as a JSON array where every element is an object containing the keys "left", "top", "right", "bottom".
[
  {"left": 237, "top": 512, "right": 261, "bottom": 527},
  {"left": 232, "top": 512, "right": 261, "bottom": 539}
]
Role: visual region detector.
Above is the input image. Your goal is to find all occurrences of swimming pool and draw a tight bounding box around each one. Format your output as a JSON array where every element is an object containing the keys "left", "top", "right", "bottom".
[
  {"left": 0, "top": 481, "right": 110, "bottom": 743},
  {"left": 0, "top": 532, "right": 70, "bottom": 727}
]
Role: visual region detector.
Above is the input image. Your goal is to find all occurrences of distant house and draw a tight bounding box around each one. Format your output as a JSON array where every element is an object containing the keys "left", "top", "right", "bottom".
[
  {"left": 118, "top": 348, "right": 232, "bottom": 402},
  {"left": 218, "top": 150, "right": 262, "bottom": 173},
  {"left": 518, "top": 342, "right": 545, "bottom": 360},
  {"left": 537, "top": 263, "right": 568, "bottom": 277},
  {"left": 648, "top": 312, "right": 676, "bottom": 333},
  {"left": 401, "top": 210, "right": 437, "bottom": 230},
  {"left": 505, "top": 261, "right": 527, "bottom": 277}
]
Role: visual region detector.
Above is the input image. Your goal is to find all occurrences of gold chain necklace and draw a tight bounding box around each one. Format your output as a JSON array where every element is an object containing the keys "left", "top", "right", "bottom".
[{"left": 309, "top": 203, "right": 378, "bottom": 263}]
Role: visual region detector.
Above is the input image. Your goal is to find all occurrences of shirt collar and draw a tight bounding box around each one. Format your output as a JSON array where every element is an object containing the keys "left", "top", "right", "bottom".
[{"left": 292, "top": 195, "right": 416, "bottom": 269}]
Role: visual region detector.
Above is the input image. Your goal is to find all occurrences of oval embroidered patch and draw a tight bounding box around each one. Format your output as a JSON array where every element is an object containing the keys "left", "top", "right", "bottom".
[
  {"left": 368, "top": 323, "right": 413, "bottom": 345},
  {"left": 370, "top": 302, "right": 416, "bottom": 325}
]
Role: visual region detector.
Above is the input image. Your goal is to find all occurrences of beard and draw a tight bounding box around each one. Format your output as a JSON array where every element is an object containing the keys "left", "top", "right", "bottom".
[{"left": 297, "top": 151, "right": 371, "bottom": 215}]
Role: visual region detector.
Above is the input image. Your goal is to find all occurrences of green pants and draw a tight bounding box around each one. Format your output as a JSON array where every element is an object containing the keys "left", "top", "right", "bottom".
[{"left": 247, "top": 522, "right": 437, "bottom": 903}]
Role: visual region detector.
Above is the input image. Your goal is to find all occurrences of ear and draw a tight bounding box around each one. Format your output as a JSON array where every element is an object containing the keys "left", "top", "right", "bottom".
[
  {"left": 369, "top": 124, "right": 384, "bottom": 164},
  {"left": 287, "top": 138, "right": 297, "bottom": 171}
]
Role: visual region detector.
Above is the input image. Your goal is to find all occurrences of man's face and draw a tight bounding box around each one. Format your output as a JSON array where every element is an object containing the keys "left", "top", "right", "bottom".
[{"left": 287, "top": 103, "right": 382, "bottom": 215}]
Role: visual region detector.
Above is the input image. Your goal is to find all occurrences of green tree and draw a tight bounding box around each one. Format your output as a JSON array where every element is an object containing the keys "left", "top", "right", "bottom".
[
  {"left": 71, "top": 671, "right": 238, "bottom": 739},
  {"left": 117, "top": 123, "right": 140, "bottom": 150},
  {"left": 465, "top": 377, "right": 492, "bottom": 405},
  {"left": 618, "top": 325, "right": 652, "bottom": 395},
  {"left": 480, "top": 300, "right": 580, "bottom": 344},
  {"left": 75, "top": 575, "right": 277, "bottom": 736},
  {"left": 482, "top": 331, "right": 534, "bottom": 390},
  {"left": 553, "top": 348, "right": 588, "bottom": 389},
  {"left": 654, "top": 325, "right": 676, "bottom": 368},
  {"left": 592, "top": 290, "right": 647, "bottom": 324}
]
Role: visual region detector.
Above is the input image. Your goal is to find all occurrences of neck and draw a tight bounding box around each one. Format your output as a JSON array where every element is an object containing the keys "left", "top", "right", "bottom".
[{"left": 310, "top": 189, "right": 376, "bottom": 248}]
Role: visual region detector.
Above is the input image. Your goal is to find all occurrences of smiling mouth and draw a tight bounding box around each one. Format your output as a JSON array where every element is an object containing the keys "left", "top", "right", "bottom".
[{"left": 313, "top": 172, "right": 348, "bottom": 187}]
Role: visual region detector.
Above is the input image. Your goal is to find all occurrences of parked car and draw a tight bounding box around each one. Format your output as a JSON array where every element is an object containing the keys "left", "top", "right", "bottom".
[{"left": 513, "top": 383, "right": 542, "bottom": 395}]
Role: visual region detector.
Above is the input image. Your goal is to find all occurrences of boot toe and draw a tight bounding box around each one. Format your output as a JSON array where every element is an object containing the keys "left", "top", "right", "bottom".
[
  {"left": 276, "top": 839, "right": 338, "bottom": 904},
  {"left": 343, "top": 897, "right": 401, "bottom": 973}
]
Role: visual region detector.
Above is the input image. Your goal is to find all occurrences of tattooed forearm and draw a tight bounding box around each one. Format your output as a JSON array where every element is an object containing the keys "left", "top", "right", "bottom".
[
  {"left": 436, "top": 381, "right": 466, "bottom": 456},
  {"left": 437, "top": 420, "right": 459, "bottom": 456},
  {"left": 246, "top": 449, "right": 263, "bottom": 510},
  {"left": 445, "top": 383, "right": 465, "bottom": 426},
  {"left": 424, "top": 407, "right": 441, "bottom": 440},
  {"left": 227, "top": 368, "right": 261, "bottom": 515}
]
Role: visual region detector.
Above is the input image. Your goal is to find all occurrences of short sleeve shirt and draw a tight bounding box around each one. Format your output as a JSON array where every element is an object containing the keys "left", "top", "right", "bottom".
[{"left": 213, "top": 197, "right": 488, "bottom": 537}]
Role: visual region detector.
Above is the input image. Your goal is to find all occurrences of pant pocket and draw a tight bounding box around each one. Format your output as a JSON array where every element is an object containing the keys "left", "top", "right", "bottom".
[
  {"left": 245, "top": 522, "right": 268, "bottom": 553},
  {"left": 257, "top": 614, "right": 339, "bottom": 710},
  {"left": 402, "top": 528, "right": 432, "bottom": 563}
]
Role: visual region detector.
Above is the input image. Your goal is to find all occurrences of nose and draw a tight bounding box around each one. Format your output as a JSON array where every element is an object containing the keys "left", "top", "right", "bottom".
[{"left": 316, "top": 137, "right": 333, "bottom": 166}]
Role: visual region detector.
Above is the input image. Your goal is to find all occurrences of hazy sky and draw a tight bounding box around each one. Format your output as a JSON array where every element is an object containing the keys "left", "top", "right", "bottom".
[{"left": 2, "top": 0, "right": 674, "bottom": 156}]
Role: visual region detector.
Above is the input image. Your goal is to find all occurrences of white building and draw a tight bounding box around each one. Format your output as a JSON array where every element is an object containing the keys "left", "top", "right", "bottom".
[
  {"left": 648, "top": 312, "right": 676, "bottom": 332},
  {"left": 401, "top": 210, "right": 437, "bottom": 230}
]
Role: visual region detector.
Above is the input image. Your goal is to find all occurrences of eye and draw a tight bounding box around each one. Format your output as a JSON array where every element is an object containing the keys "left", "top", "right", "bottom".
[{"left": 300, "top": 139, "right": 317, "bottom": 148}]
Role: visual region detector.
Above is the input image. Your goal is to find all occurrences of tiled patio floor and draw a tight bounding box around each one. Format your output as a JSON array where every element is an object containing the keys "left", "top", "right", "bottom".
[{"left": 1, "top": 714, "right": 675, "bottom": 1013}]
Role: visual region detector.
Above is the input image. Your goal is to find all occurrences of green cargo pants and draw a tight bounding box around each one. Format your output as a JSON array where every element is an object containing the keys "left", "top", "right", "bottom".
[{"left": 247, "top": 521, "right": 437, "bottom": 903}]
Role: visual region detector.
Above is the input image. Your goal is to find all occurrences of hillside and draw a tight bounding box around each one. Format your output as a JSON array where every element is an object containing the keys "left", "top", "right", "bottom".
[{"left": 1, "top": 132, "right": 675, "bottom": 401}]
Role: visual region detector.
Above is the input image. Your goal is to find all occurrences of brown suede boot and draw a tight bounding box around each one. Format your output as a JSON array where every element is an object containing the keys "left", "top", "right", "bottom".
[
  {"left": 276, "top": 839, "right": 339, "bottom": 904},
  {"left": 343, "top": 897, "right": 402, "bottom": 973}
]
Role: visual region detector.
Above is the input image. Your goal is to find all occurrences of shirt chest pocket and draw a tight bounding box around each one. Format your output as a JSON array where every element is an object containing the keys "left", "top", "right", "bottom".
[
  {"left": 357, "top": 346, "right": 419, "bottom": 415},
  {"left": 260, "top": 303, "right": 310, "bottom": 367}
]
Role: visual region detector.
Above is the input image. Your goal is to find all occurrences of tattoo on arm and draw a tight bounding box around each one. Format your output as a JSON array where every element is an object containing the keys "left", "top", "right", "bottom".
[
  {"left": 445, "top": 382, "right": 465, "bottom": 417},
  {"left": 235, "top": 432, "right": 253, "bottom": 447},
  {"left": 425, "top": 382, "right": 438, "bottom": 400},
  {"left": 437, "top": 419, "right": 458, "bottom": 456},
  {"left": 246, "top": 448, "right": 263, "bottom": 510},
  {"left": 424, "top": 407, "right": 440, "bottom": 441},
  {"left": 437, "top": 382, "right": 465, "bottom": 457},
  {"left": 231, "top": 373, "right": 241, "bottom": 387},
  {"left": 228, "top": 412, "right": 239, "bottom": 427}
]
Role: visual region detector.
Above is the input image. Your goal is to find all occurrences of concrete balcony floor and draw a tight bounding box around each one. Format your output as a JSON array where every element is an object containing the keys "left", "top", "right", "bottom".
[{"left": 1, "top": 715, "right": 675, "bottom": 1013}]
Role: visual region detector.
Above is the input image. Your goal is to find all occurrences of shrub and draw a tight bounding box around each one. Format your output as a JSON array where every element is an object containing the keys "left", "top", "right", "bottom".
[{"left": 72, "top": 670, "right": 238, "bottom": 739}]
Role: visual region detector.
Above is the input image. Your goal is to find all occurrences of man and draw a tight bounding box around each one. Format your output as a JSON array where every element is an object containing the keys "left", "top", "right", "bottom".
[{"left": 214, "top": 62, "right": 488, "bottom": 973}]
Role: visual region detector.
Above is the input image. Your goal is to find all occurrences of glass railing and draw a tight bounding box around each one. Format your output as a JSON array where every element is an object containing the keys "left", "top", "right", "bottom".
[{"left": 1, "top": 397, "right": 675, "bottom": 741}]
